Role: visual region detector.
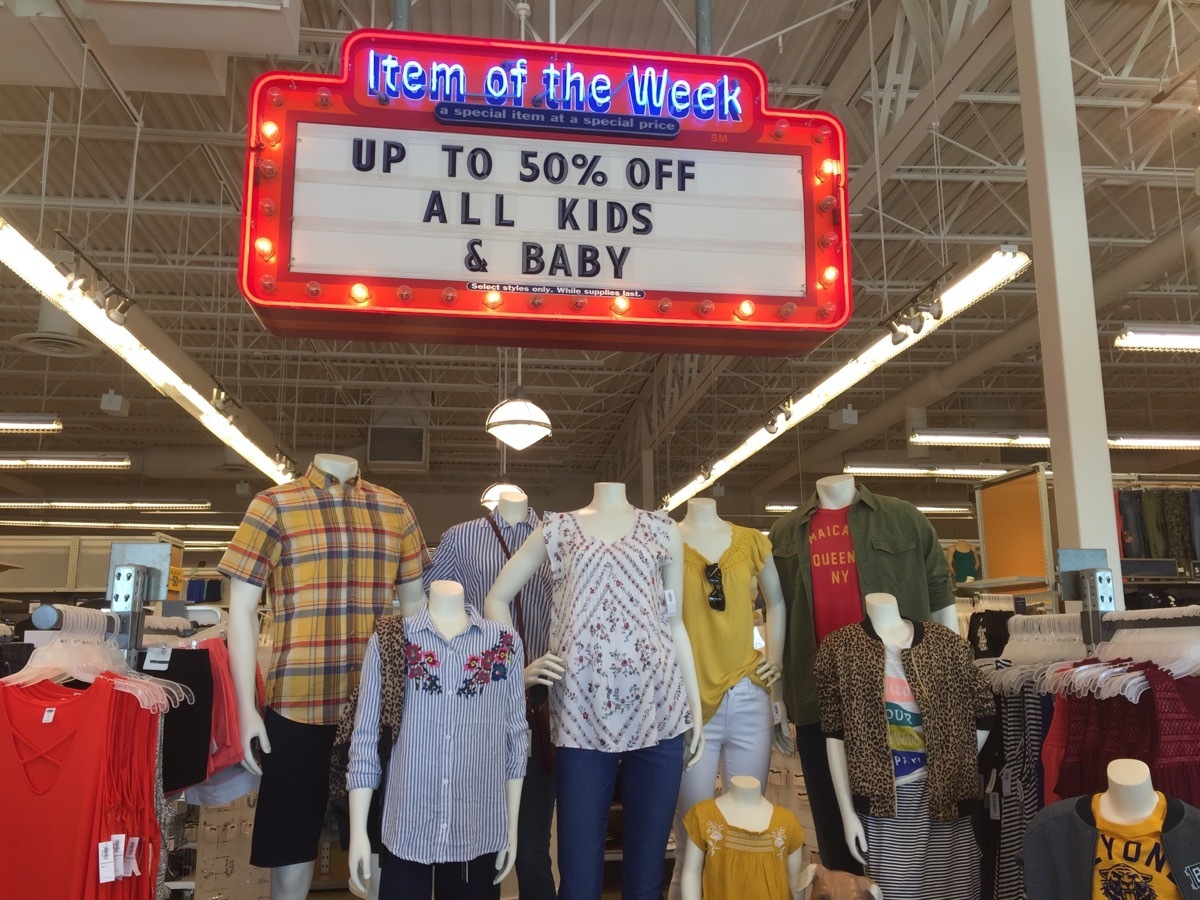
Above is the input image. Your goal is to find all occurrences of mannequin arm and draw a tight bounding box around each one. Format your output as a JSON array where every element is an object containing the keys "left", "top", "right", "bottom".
[
  {"left": 395, "top": 577, "right": 426, "bottom": 618},
  {"left": 494, "top": 777, "right": 524, "bottom": 883},
  {"left": 347, "top": 787, "right": 375, "bottom": 895},
  {"left": 757, "top": 556, "right": 794, "bottom": 755},
  {"left": 825, "top": 737, "right": 867, "bottom": 866},
  {"left": 785, "top": 846, "right": 804, "bottom": 896},
  {"left": 665, "top": 522, "right": 705, "bottom": 769},
  {"left": 930, "top": 604, "right": 959, "bottom": 632},
  {"left": 679, "top": 836, "right": 704, "bottom": 900},
  {"left": 227, "top": 577, "right": 268, "bottom": 774},
  {"left": 482, "top": 523, "right": 549, "bottom": 628}
]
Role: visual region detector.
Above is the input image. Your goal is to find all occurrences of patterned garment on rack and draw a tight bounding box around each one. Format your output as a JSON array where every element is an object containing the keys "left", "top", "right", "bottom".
[
  {"left": 1163, "top": 490, "right": 1195, "bottom": 564},
  {"left": 1142, "top": 490, "right": 1169, "bottom": 559},
  {"left": 993, "top": 686, "right": 1043, "bottom": 900},
  {"left": 1147, "top": 666, "right": 1200, "bottom": 807}
]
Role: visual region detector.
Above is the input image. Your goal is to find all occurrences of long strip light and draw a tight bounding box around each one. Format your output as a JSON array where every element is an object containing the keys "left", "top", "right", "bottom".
[
  {"left": 0, "top": 218, "right": 290, "bottom": 485},
  {"left": 916, "top": 504, "right": 976, "bottom": 516},
  {"left": 182, "top": 540, "right": 231, "bottom": 551},
  {"left": 0, "top": 519, "right": 238, "bottom": 532},
  {"left": 1114, "top": 323, "right": 1200, "bottom": 352},
  {"left": 0, "top": 414, "right": 63, "bottom": 434},
  {"left": 844, "top": 462, "right": 1018, "bottom": 479},
  {"left": 0, "top": 499, "right": 212, "bottom": 511},
  {"left": 664, "top": 246, "right": 1032, "bottom": 510},
  {"left": 0, "top": 452, "right": 130, "bottom": 470},
  {"left": 765, "top": 503, "right": 799, "bottom": 514},
  {"left": 912, "top": 428, "right": 1200, "bottom": 451}
]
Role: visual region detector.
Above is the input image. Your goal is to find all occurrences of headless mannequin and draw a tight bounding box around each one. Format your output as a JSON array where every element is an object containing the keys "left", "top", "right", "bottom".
[
  {"left": 493, "top": 491, "right": 566, "bottom": 691},
  {"left": 828, "top": 593, "right": 988, "bottom": 864},
  {"left": 227, "top": 453, "right": 423, "bottom": 899},
  {"left": 482, "top": 481, "right": 705, "bottom": 765},
  {"left": 946, "top": 540, "right": 981, "bottom": 582},
  {"left": 1098, "top": 759, "right": 1158, "bottom": 825},
  {"left": 348, "top": 581, "right": 523, "bottom": 894},
  {"left": 816, "top": 475, "right": 958, "bottom": 632},
  {"left": 677, "top": 499, "right": 793, "bottom": 753},
  {"left": 679, "top": 776, "right": 803, "bottom": 900}
]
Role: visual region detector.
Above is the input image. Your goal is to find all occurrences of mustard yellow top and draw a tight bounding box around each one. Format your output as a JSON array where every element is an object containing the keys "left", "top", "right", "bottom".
[
  {"left": 683, "top": 798, "right": 805, "bottom": 900},
  {"left": 682, "top": 525, "right": 773, "bottom": 723},
  {"left": 1091, "top": 792, "right": 1181, "bottom": 900}
]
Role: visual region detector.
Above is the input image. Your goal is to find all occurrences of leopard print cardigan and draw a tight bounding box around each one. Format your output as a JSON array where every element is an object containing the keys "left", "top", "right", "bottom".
[{"left": 815, "top": 618, "right": 995, "bottom": 821}]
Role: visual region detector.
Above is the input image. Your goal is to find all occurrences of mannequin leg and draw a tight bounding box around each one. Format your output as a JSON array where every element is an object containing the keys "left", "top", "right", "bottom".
[
  {"left": 514, "top": 740, "right": 557, "bottom": 900},
  {"left": 270, "top": 861, "right": 315, "bottom": 899},
  {"left": 667, "top": 702, "right": 726, "bottom": 900},
  {"left": 794, "top": 722, "right": 863, "bottom": 874},
  {"left": 556, "top": 746, "right": 620, "bottom": 900},
  {"left": 718, "top": 679, "right": 772, "bottom": 787},
  {"left": 621, "top": 733, "right": 686, "bottom": 900}
]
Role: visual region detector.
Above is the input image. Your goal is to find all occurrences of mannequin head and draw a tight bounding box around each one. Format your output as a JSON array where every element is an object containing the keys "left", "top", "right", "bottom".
[
  {"left": 816, "top": 474, "right": 857, "bottom": 510},
  {"left": 495, "top": 491, "right": 529, "bottom": 527}
]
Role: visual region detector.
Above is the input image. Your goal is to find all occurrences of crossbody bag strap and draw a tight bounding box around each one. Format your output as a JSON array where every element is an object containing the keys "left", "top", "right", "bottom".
[{"left": 485, "top": 514, "right": 526, "bottom": 641}]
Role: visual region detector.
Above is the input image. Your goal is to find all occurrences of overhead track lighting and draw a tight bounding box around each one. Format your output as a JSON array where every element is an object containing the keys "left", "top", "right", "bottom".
[
  {"left": 0, "top": 218, "right": 291, "bottom": 485},
  {"left": 911, "top": 428, "right": 1200, "bottom": 451},
  {"left": 765, "top": 503, "right": 798, "bottom": 514},
  {"left": 1114, "top": 323, "right": 1200, "bottom": 352},
  {"left": 0, "top": 499, "right": 212, "bottom": 512},
  {"left": 0, "top": 452, "right": 130, "bottom": 470},
  {"left": 663, "top": 246, "right": 1032, "bottom": 511},
  {"left": 0, "top": 414, "right": 63, "bottom": 434}
]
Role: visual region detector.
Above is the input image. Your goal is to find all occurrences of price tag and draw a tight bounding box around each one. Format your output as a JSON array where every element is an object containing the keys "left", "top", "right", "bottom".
[
  {"left": 771, "top": 702, "right": 783, "bottom": 726},
  {"left": 664, "top": 589, "right": 678, "bottom": 617},
  {"left": 143, "top": 646, "right": 173, "bottom": 671},
  {"left": 41, "top": 707, "right": 56, "bottom": 724},
  {"left": 988, "top": 792, "right": 1001, "bottom": 820},
  {"left": 1001, "top": 768, "right": 1012, "bottom": 797},
  {"left": 98, "top": 841, "right": 116, "bottom": 884},
  {"left": 111, "top": 834, "right": 126, "bottom": 879},
  {"left": 124, "top": 837, "right": 141, "bottom": 878}
]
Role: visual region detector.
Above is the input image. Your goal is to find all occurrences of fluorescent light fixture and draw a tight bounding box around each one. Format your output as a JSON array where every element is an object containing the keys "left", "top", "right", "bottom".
[
  {"left": 0, "top": 499, "right": 211, "bottom": 511},
  {"left": 916, "top": 504, "right": 976, "bottom": 516},
  {"left": 480, "top": 481, "right": 524, "bottom": 510},
  {"left": 182, "top": 540, "right": 231, "bottom": 550},
  {"left": 664, "top": 246, "right": 1032, "bottom": 510},
  {"left": 1114, "top": 323, "right": 1200, "bottom": 352},
  {"left": 485, "top": 387, "right": 552, "bottom": 451},
  {"left": 912, "top": 428, "right": 1200, "bottom": 452},
  {"left": 910, "top": 429, "right": 1052, "bottom": 449},
  {"left": 0, "top": 414, "right": 63, "bottom": 434},
  {"left": 0, "top": 218, "right": 290, "bottom": 485},
  {"left": 0, "top": 519, "right": 238, "bottom": 532},
  {"left": 765, "top": 503, "right": 798, "bottom": 514},
  {"left": 0, "top": 452, "right": 130, "bottom": 470},
  {"left": 844, "top": 462, "right": 1017, "bottom": 479}
]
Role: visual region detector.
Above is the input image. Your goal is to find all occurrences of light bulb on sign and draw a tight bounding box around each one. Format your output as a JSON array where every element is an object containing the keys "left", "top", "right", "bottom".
[
  {"left": 817, "top": 158, "right": 839, "bottom": 183},
  {"left": 484, "top": 291, "right": 503, "bottom": 309},
  {"left": 820, "top": 266, "right": 840, "bottom": 288},
  {"left": 266, "top": 87, "right": 284, "bottom": 108},
  {"left": 611, "top": 296, "right": 631, "bottom": 316},
  {"left": 254, "top": 237, "right": 275, "bottom": 261},
  {"left": 735, "top": 300, "right": 755, "bottom": 320},
  {"left": 349, "top": 283, "right": 371, "bottom": 303},
  {"left": 260, "top": 121, "right": 282, "bottom": 147}
]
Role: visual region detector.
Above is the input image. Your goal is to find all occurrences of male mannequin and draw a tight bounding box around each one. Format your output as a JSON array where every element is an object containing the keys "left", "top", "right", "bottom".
[
  {"left": 222, "top": 452, "right": 428, "bottom": 899},
  {"left": 679, "top": 776, "right": 805, "bottom": 900},
  {"left": 483, "top": 482, "right": 705, "bottom": 900},
  {"left": 423, "top": 490, "right": 560, "bottom": 900},
  {"left": 347, "top": 580, "right": 523, "bottom": 898},
  {"left": 769, "top": 473, "right": 956, "bottom": 872},
  {"left": 821, "top": 593, "right": 990, "bottom": 899}
]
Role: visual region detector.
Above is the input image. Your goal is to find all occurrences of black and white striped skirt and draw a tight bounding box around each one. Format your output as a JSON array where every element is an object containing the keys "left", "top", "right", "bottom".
[{"left": 859, "top": 779, "right": 980, "bottom": 900}]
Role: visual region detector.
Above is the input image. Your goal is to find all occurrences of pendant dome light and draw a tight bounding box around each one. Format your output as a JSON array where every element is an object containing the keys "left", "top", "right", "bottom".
[{"left": 486, "top": 348, "right": 551, "bottom": 451}]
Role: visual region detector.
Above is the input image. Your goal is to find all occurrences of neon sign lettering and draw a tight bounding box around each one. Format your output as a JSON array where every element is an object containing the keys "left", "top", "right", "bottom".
[{"left": 364, "top": 50, "right": 742, "bottom": 123}]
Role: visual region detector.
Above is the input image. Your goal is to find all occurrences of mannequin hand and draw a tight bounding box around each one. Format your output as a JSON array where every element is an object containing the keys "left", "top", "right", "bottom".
[
  {"left": 348, "top": 829, "right": 372, "bottom": 895},
  {"left": 684, "top": 727, "right": 705, "bottom": 770},
  {"left": 238, "top": 709, "right": 269, "bottom": 776},
  {"left": 772, "top": 721, "right": 795, "bottom": 756},
  {"left": 524, "top": 653, "right": 565, "bottom": 688},
  {"left": 755, "top": 654, "right": 782, "bottom": 687},
  {"left": 844, "top": 817, "right": 868, "bottom": 867},
  {"left": 494, "top": 842, "right": 517, "bottom": 884}
]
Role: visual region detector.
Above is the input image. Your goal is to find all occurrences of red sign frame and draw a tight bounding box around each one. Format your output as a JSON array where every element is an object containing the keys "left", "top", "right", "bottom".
[{"left": 239, "top": 30, "right": 851, "bottom": 355}]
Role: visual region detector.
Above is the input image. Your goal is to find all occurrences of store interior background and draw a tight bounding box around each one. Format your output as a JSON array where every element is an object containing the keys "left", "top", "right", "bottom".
[{"left": 0, "top": 0, "right": 1197, "bottom": 558}]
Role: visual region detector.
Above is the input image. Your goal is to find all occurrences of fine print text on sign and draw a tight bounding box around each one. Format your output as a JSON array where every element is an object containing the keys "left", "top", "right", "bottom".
[{"left": 240, "top": 30, "right": 850, "bottom": 355}]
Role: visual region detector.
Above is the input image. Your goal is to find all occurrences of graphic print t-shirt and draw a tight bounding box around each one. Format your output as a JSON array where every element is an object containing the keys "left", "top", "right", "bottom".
[
  {"left": 1091, "top": 792, "right": 1182, "bottom": 900},
  {"left": 809, "top": 506, "right": 862, "bottom": 644},
  {"left": 884, "top": 642, "right": 926, "bottom": 784}
]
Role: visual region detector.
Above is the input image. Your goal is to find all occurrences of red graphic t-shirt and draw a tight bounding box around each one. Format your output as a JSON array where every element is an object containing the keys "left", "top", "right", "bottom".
[{"left": 809, "top": 506, "right": 863, "bottom": 644}]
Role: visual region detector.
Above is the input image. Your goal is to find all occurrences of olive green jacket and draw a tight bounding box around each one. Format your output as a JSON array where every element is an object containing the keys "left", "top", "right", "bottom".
[{"left": 768, "top": 485, "right": 955, "bottom": 726}]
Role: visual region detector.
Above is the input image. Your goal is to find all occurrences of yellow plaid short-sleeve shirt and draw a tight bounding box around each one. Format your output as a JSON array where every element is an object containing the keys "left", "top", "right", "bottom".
[{"left": 218, "top": 464, "right": 429, "bottom": 724}]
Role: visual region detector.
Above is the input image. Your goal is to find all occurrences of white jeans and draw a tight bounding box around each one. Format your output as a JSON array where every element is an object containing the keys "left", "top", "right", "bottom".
[{"left": 668, "top": 676, "right": 773, "bottom": 899}]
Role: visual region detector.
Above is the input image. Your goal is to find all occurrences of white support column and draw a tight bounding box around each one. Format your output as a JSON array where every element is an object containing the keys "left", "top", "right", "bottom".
[{"left": 1012, "top": 0, "right": 1123, "bottom": 606}]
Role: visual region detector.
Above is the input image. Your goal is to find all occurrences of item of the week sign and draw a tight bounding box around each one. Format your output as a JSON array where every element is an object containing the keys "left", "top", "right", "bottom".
[{"left": 240, "top": 30, "right": 851, "bottom": 355}]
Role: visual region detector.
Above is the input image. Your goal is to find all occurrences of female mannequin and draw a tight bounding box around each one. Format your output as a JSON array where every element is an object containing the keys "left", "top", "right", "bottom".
[
  {"left": 946, "top": 540, "right": 981, "bottom": 583},
  {"left": 819, "top": 593, "right": 992, "bottom": 899},
  {"left": 678, "top": 776, "right": 805, "bottom": 900},
  {"left": 668, "top": 498, "right": 791, "bottom": 900},
  {"left": 347, "top": 581, "right": 525, "bottom": 899},
  {"left": 483, "top": 482, "right": 705, "bottom": 900},
  {"left": 220, "top": 452, "right": 428, "bottom": 900}
]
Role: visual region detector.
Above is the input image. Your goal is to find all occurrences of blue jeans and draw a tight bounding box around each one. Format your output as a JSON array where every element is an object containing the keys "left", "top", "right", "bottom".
[{"left": 556, "top": 733, "right": 684, "bottom": 900}]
